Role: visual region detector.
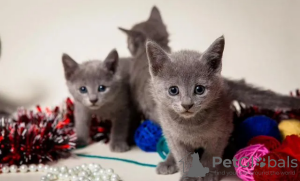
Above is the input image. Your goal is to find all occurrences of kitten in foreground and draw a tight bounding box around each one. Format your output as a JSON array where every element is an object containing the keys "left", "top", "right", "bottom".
[
  {"left": 146, "top": 36, "right": 300, "bottom": 181},
  {"left": 62, "top": 49, "right": 138, "bottom": 152},
  {"left": 147, "top": 36, "right": 232, "bottom": 181},
  {"left": 118, "top": 6, "right": 170, "bottom": 124}
]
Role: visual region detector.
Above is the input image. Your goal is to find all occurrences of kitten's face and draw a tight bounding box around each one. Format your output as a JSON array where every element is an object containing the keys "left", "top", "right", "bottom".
[
  {"left": 62, "top": 50, "right": 121, "bottom": 110},
  {"left": 147, "top": 37, "right": 225, "bottom": 118},
  {"left": 118, "top": 6, "right": 169, "bottom": 56}
]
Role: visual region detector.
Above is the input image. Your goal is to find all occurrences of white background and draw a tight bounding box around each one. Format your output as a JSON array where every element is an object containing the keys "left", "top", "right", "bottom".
[
  {"left": 0, "top": 0, "right": 299, "bottom": 108},
  {"left": 0, "top": 1, "right": 298, "bottom": 180}
]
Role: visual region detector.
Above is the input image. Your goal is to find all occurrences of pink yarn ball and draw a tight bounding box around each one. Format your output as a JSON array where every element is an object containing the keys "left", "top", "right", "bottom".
[{"left": 234, "top": 144, "right": 269, "bottom": 181}]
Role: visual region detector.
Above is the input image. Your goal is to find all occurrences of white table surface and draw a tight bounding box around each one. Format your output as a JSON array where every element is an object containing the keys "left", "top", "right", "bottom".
[{"left": 0, "top": 143, "right": 241, "bottom": 181}]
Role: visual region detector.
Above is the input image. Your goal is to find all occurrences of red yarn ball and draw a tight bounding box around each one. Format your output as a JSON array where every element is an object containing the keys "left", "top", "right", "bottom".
[
  {"left": 253, "top": 152, "right": 300, "bottom": 181},
  {"left": 274, "top": 135, "right": 300, "bottom": 161},
  {"left": 248, "top": 135, "right": 281, "bottom": 151}
]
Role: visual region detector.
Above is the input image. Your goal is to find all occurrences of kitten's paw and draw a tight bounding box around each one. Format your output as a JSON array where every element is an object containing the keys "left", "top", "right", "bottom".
[
  {"left": 156, "top": 161, "right": 179, "bottom": 175},
  {"left": 203, "top": 173, "right": 218, "bottom": 181},
  {"left": 75, "top": 138, "right": 89, "bottom": 148},
  {"left": 110, "top": 141, "right": 130, "bottom": 152},
  {"left": 179, "top": 176, "right": 203, "bottom": 181}
]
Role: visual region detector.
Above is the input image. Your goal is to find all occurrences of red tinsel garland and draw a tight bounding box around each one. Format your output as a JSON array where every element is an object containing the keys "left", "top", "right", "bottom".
[{"left": 0, "top": 98, "right": 111, "bottom": 167}]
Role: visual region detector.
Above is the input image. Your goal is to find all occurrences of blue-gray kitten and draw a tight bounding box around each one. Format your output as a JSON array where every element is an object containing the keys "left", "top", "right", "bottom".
[
  {"left": 118, "top": 6, "right": 170, "bottom": 124},
  {"left": 147, "top": 36, "right": 231, "bottom": 181},
  {"left": 146, "top": 36, "right": 300, "bottom": 181},
  {"left": 62, "top": 49, "right": 138, "bottom": 152}
]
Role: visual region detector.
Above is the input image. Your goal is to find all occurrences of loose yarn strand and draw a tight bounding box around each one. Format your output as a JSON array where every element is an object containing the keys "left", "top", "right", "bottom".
[{"left": 76, "top": 154, "right": 157, "bottom": 168}]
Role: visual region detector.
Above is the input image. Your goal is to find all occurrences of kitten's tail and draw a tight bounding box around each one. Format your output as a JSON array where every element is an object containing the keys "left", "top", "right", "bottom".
[{"left": 225, "top": 79, "right": 300, "bottom": 110}]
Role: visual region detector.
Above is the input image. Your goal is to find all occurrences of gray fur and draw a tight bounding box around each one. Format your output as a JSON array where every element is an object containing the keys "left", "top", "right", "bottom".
[
  {"left": 225, "top": 79, "right": 300, "bottom": 110},
  {"left": 118, "top": 6, "right": 170, "bottom": 123},
  {"left": 62, "top": 49, "right": 138, "bottom": 152},
  {"left": 147, "top": 37, "right": 232, "bottom": 181}
]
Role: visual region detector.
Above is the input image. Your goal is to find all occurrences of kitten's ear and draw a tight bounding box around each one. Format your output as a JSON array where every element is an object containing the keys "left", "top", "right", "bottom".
[
  {"left": 118, "top": 27, "right": 131, "bottom": 35},
  {"left": 62, "top": 53, "right": 78, "bottom": 80},
  {"left": 118, "top": 28, "right": 145, "bottom": 38},
  {"left": 148, "top": 6, "right": 163, "bottom": 23},
  {"left": 118, "top": 28, "right": 145, "bottom": 41},
  {"left": 104, "top": 49, "right": 119, "bottom": 74},
  {"left": 146, "top": 40, "right": 170, "bottom": 76},
  {"left": 201, "top": 36, "right": 225, "bottom": 73},
  {"left": 118, "top": 27, "right": 146, "bottom": 54}
]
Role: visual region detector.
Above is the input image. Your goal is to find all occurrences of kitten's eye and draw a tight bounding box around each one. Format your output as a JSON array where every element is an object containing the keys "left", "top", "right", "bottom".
[
  {"left": 98, "top": 85, "right": 106, "bottom": 92},
  {"left": 194, "top": 85, "right": 205, "bottom": 95},
  {"left": 168, "top": 86, "right": 179, "bottom": 96},
  {"left": 79, "top": 86, "right": 88, "bottom": 94}
]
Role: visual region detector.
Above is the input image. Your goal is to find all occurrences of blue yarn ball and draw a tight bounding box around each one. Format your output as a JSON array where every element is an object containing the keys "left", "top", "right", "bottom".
[
  {"left": 134, "top": 120, "right": 163, "bottom": 152},
  {"left": 156, "top": 136, "right": 170, "bottom": 160},
  {"left": 237, "top": 115, "right": 281, "bottom": 149}
]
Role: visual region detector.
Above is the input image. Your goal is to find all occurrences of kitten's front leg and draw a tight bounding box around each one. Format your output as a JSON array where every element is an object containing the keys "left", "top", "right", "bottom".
[
  {"left": 166, "top": 137, "right": 202, "bottom": 181},
  {"left": 74, "top": 104, "right": 92, "bottom": 148},
  {"left": 109, "top": 109, "right": 130, "bottom": 152},
  {"left": 201, "top": 137, "right": 228, "bottom": 181},
  {"left": 156, "top": 151, "right": 179, "bottom": 175}
]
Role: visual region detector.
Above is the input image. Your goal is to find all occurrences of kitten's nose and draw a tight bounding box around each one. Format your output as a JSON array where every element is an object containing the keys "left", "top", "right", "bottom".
[
  {"left": 90, "top": 98, "right": 98, "bottom": 104},
  {"left": 181, "top": 103, "right": 194, "bottom": 110}
]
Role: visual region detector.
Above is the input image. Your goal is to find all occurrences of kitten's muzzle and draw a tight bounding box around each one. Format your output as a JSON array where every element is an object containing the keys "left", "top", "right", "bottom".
[
  {"left": 89, "top": 98, "right": 98, "bottom": 104},
  {"left": 181, "top": 103, "right": 194, "bottom": 111}
]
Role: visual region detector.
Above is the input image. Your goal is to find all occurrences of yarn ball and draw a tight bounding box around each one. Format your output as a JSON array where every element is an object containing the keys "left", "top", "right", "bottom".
[
  {"left": 253, "top": 152, "right": 300, "bottom": 181},
  {"left": 278, "top": 119, "right": 300, "bottom": 140},
  {"left": 156, "top": 136, "right": 169, "bottom": 160},
  {"left": 274, "top": 135, "right": 300, "bottom": 161},
  {"left": 237, "top": 115, "right": 281, "bottom": 148},
  {"left": 247, "top": 135, "right": 281, "bottom": 151},
  {"left": 134, "top": 120, "right": 162, "bottom": 152},
  {"left": 234, "top": 144, "right": 269, "bottom": 181}
]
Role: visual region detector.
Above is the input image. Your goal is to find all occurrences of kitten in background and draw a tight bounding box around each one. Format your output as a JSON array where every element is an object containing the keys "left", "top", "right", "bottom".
[
  {"left": 146, "top": 36, "right": 300, "bottom": 181},
  {"left": 118, "top": 6, "right": 170, "bottom": 124},
  {"left": 62, "top": 49, "right": 138, "bottom": 152}
]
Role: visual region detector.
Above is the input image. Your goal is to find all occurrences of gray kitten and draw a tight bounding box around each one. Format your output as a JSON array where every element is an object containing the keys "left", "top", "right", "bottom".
[
  {"left": 146, "top": 35, "right": 300, "bottom": 181},
  {"left": 62, "top": 49, "right": 137, "bottom": 152},
  {"left": 118, "top": 6, "right": 170, "bottom": 123},
  {"left": 147, "top": 36, "right": 231, "bottom": 181}
]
